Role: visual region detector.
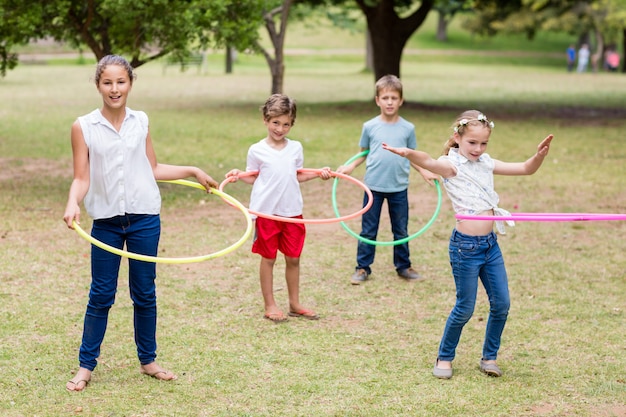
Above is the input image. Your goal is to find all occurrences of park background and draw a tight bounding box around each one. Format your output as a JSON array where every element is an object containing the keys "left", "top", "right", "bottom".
[{"left": 1, "top": 7, "right": 625, "bottom": 417}]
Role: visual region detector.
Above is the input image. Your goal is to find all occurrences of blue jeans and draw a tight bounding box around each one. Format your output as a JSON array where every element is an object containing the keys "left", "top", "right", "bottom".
[
  {"left": 79, "top": 214, "right": 161, "bottom": 371},
  {"left": 355, "top": 189, "right": 411, "bottom": 274},
  {"left": 437, "top": 230, "right": 510, "bottom": 362}
]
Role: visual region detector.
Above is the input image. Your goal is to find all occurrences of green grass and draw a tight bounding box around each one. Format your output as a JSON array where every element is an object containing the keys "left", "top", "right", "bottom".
[{"left": 1, "top": 21, "right": 625, "bottom": 417}]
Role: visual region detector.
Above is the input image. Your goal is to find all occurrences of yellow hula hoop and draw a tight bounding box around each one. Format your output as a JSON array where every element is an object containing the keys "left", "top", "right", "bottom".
[{"left": 72, "top": 180, "right": 253, "bottom": 264}]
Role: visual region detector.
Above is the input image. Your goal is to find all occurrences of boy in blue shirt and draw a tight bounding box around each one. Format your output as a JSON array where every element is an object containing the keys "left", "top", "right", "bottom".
[{"left": 337, "top": 75, "right": 437, "bottom": 285}]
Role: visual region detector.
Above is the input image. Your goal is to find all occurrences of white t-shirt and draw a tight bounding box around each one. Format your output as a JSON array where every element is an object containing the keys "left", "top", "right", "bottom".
[
  {"left": 246, "top": 138, "right": 304, "bottom": 217},
  {"left": 439, "top": 148, "right": 513, "bottom": 233},
  {"left": 79, "top": 108, "right": 161, "bottom": 220}
]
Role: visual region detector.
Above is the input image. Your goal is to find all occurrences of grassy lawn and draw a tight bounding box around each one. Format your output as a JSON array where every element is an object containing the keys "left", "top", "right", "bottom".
[{"left": 1, "top": 14, "right": 625, "bottom": 417}]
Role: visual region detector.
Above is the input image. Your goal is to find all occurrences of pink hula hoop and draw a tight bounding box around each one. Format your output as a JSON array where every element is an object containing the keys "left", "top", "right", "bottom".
[
  {"left": 456, "top": 212, "right": 626, "bottom": 222},
  {"left": 219, "top": 168, "right": 373, "bottom": 224}
]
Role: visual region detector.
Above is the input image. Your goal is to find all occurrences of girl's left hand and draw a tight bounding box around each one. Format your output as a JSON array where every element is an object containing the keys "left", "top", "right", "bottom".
[
  {"left": 537, "top": 134, "right": 554, "bottom": 156},
  {"left": 419, "top": 168, "right": 440, "bottom": 185}
]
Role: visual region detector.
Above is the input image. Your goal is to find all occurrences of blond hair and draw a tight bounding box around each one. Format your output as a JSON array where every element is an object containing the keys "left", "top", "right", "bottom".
[{"left": 442, "top": 110, "right": 495, "bottom": 155}]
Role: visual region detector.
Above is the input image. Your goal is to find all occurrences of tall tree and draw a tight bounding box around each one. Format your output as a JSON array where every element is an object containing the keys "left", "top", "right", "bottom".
[
  {"left": 204, "top": 0, "right": 328, "bottom": 94},
  {"left": 0, "top": 0, "right": 262, "bottom": 75},
  {"left": 433, "top": 0, "right": 472, "bottom": 42},
  {"left": 354, "top": 0, "right": 434, "bottom": 80},
  {"left": 208, "top": 0, "right": 437, "bottom": 87},
  {"left": 256, "top": 0, "right": 293, "bottom": 94}
]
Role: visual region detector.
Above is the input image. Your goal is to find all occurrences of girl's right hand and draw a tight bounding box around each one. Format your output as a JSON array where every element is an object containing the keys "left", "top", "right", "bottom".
[
  {"left": 382, "top": 142, "right": 409, "bottom": 157},
  {"left": 63, "top": 204, "right": 80, "bottom": 229}
]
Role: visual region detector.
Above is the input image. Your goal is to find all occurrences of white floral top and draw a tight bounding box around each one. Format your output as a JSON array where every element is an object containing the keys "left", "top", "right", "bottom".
[{"left": 439, "top": 148, "right": 514, "bottom": 234}]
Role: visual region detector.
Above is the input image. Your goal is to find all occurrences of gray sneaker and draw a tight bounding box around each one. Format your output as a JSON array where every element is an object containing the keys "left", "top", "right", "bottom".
[
  {"left": 433, "top": 360, "right": 453, "bottom": 379},
  {"left": 350, "top": 269, "right": 369, "bottom": 285},
  {"left": 479, "top": 359, "right": 503, "bottom": 377},
  {"left": 397, "top": 268, "right": 422, "bottom": 281}
]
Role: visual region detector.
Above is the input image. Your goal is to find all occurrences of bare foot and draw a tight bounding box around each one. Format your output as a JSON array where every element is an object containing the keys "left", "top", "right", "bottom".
[
  {"left": 66, "top": 367, "right": 92, "bottom": 392},
  {"left": 140, "top": 362, "right": 178, "bottom": 381}
]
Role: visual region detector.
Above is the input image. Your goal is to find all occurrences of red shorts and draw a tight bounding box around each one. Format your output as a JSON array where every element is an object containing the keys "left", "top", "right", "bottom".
[{"left": 252, "top": 215, "right": 306, "bottom": 259}]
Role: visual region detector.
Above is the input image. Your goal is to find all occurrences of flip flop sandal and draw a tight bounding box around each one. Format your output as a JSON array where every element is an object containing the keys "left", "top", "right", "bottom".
[
  {"left": 264, "top": 312, "right": 289, "bottom": 322},
  {"left": 66, "top": 379, "right": 90, "bottom": 392},
  {"left": 288, "top": 309, "right": 320, "bottom": 320}
]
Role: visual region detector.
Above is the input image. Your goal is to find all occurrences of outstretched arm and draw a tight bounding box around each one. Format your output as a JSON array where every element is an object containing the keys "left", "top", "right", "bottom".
[
  {"left": 146, "top": 130, "right": 219, "bottom": 190},
  {"left": 494, "top": 134, "right": 554, "bottom": 175},
  {"left": 382, "top": 143, "right": 456, "bottom": 178}
]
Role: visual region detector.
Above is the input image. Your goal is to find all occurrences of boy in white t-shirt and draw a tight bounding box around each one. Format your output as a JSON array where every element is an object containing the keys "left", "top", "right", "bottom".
[{"left": 225, "top": 94, "right": 331, "bottom": 322}]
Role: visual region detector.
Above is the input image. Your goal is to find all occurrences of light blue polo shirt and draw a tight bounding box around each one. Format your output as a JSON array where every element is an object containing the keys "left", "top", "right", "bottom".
[{"left": 359, "top": 115, "right": 417, "bottom": 193}]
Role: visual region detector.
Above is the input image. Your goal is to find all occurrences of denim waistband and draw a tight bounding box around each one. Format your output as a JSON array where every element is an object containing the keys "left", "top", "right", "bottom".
[
  {"left": 93, "top": 213, "right": 158, "bottom": 227},
  {"left": 451, "top": 229, "right": 497, "bottom": 244}
]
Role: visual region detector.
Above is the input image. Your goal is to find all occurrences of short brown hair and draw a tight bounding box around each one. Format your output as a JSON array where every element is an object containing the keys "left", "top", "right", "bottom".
[{"left": 260, "top": 94, "right": 297, "bottom": 125}]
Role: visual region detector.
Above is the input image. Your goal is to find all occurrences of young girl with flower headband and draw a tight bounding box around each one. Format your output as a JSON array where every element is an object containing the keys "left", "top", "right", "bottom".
[{"left": 383, "top": 110, "right": 553, "bottom": 379}]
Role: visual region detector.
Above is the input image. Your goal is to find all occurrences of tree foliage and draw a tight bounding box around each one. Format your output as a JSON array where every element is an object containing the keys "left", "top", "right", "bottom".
[
  {"left": 433, "top": 0, "right": 474, "bottom": 41},
  {"left": 468, "top": 0, "right": 626, "bottom": 71},
  {"left": 206, "top": 0, "right": 330, "bottom": 94},
  {"left": 0, "top": 0, "right": 267, "bottom": 75},
  {"left": 0, "top": 0, "right": 43, "bottom": 75},
  {"left": 469, "top": 0, "right": 626, "bottom": 45}
]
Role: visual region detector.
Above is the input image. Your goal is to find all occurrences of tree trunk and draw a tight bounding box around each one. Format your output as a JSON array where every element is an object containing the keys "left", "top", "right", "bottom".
[
  {"left": 436, "top": 11, "right": 448, "bottom": 42},
  {"left": 225, "top": 45, "right": 234, "bottom": 74},
  {"left": 357, "top": 0, "right": 433, "bottom": 82},
  {"left": 590, "top": 29, "right": 603, "bottom": 73},
  {"left": 258, "top": 0, "right": 292, "bottom": 94},
  {"left": 271, "top": 61, "right": 285, "bottom": 94},
  {"left": 370, "top": 29, "right": 403, "bottom": 79},
  {"left": 622, "top": 28, "right": 626, "bottom": 73},
  {"left": 365, "top": 29, "right": 374, "bottom": 72}
]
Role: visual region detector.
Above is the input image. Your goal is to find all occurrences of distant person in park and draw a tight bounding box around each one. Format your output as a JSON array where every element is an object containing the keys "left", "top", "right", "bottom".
[
  {"left": 566, "top": 44, "right": 576, "bottom": 72},
  {"left": 225, "top": 94, "right": 331, "bottom": 322},
  {"left": 382, "top": 110, "right": 553, "bottom": 379},
  {"left": 63, "top": 54, "right": 218, "bottom": 391},
  {"left": 336, "top": 74, "right": 438, "bottom": 285},
  {"left": 577, "top": 43, "right": 590, "bottom": 72},
  {"left": 605, "top": 49, "right": 620, "bottom": 72}
]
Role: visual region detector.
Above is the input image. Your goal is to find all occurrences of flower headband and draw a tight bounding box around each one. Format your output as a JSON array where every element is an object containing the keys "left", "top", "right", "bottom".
[{"left": 453, "top": 113, "right": 495, "bottom": 133}]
